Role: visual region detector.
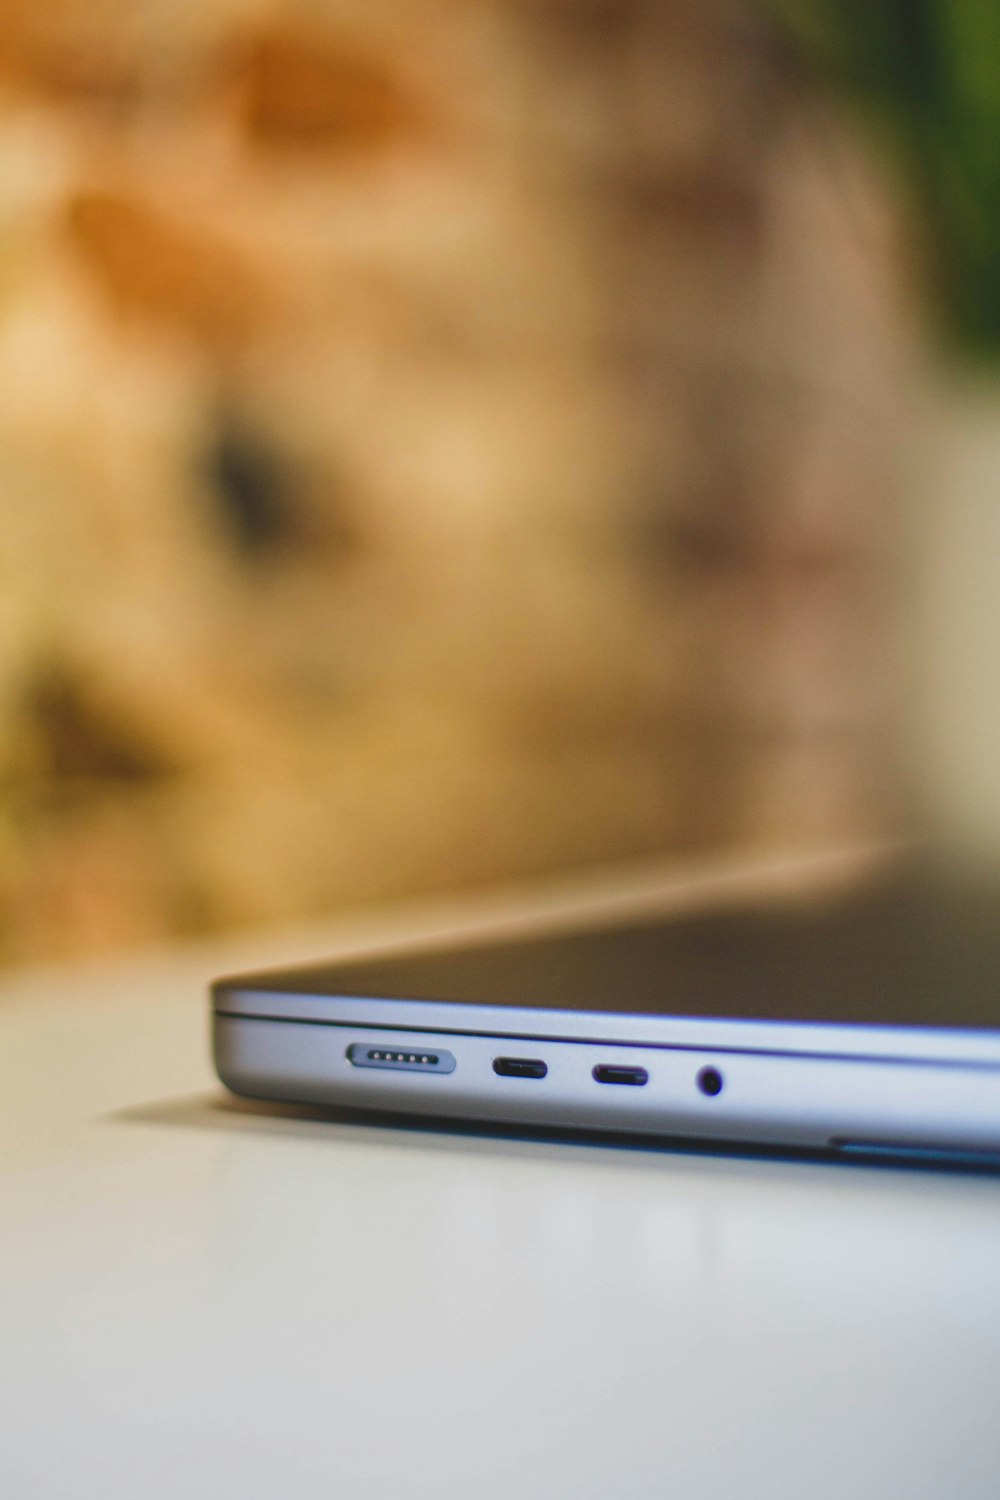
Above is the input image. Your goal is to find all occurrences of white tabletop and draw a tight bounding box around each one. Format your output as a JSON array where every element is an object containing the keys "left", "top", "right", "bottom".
[{"left": 3, "top": 855, "right": 1000, "bottom": 1500}]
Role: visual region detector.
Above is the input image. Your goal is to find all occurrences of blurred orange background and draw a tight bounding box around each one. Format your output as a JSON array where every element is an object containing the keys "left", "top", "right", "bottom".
[{"left": 0, "top": 0, "right": 918, "bottom": 963}]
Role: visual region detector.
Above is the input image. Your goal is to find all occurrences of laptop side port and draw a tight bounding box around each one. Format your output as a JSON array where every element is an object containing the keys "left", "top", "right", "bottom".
[
  {"left": 347, "top": 1043, "right": 456, "bottom": 1074},
  {"left": 493, "top": 1056, "right": 548, "bottom": 1080},
  {"left": 592, "top": 1063, "right": 648, "bottom": 1086}
]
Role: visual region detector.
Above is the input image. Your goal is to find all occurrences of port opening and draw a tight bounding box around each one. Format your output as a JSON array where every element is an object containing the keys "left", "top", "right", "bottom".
[
  {"left": 592, "top": 1064, "right": 648, "bottom": 1087},
  {"left": 697, "top": 1066, "right": 724, "bottom": 1097},
  {"left": 493, "top": 1056, "right": 547, "bottom": 1080},
  {"left": 347, "top": 1043, "right": 456, "bottom": 1074}
]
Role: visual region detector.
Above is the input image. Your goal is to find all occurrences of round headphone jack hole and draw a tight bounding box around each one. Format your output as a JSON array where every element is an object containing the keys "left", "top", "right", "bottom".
[{"left": 697, "top": 1066, "right": 724, "bottom": 1097}]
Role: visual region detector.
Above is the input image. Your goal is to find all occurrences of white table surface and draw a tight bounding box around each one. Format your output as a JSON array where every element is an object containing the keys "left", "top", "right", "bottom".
[{"left": 3, "top": 853, "right": 1000, "bottom": 1500}]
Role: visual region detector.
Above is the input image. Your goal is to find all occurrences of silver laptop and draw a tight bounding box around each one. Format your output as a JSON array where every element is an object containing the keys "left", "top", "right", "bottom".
[{"left": 212, "top": 853, "right": 1000, "bottom": 1163}]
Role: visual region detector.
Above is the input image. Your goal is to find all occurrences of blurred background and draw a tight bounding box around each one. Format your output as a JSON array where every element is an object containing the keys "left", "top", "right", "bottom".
[{"left": 0, "top": 0, "right": 994, "bottom": 965}]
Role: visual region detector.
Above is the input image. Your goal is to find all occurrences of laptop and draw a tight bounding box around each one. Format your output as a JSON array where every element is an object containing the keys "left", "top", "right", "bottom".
[{"left": 212, "top": 848, "right": 1000, "bottom": 1162}]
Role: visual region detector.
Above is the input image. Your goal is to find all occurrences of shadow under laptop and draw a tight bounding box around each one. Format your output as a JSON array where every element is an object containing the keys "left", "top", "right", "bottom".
[{"left": 114, "top": 1090, "right": 1000, "bottom": 1178}]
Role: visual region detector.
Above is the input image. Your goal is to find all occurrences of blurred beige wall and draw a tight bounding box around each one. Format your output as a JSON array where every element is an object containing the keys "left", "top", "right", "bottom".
[{"left": 0, "top": 0, "right": 915, "bottom": 962}]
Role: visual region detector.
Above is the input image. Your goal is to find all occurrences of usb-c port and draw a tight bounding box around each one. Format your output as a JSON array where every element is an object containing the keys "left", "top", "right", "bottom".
[
  {"left": 593, "top": 1064, "right": 648, "bottom": 1086},
  {"left": 493, "top": 1057, "right": 547, "bottom": 1080}
]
